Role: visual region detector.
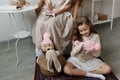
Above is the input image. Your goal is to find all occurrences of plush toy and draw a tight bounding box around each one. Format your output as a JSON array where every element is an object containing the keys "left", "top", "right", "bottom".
[
  {"left": 71, "top": 40, "right": 84, "bottom": 56},
  {"left": 71, "top": 40, "right": 100, "bottom": 56},
  {"left": 37, "top": 32, "right": 66, "bottom": 76},
  {"left": 10, "top": 0, "right": 26, "bottom": 9},
  {"left": 83, "top": 40, "right": 101, "bottom": 52}
]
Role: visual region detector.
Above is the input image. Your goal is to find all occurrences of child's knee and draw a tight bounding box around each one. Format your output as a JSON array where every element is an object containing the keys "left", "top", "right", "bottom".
[
  {"left": 63, "top": 65, "right": 72, "bottom": 75},
  {"left": 105, "top": 65, "right": 111, "bottom": 74},
  {"left": 101, "top": 64, "right": 111, "bottom": 74}
]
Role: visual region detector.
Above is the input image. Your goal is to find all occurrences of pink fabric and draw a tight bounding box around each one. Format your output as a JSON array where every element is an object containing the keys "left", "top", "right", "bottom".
[
  {"left": 94, "top": 43, "right": 101, "bottom": 50},
  {"left": 41, "top": 32, "right": 53, "bottom": 45},
  {"left": 74, "top": 40, "right": 80, "bottom": 46},
  {"left": 83, "top": 40, "right": 100, "bottom": 52}
]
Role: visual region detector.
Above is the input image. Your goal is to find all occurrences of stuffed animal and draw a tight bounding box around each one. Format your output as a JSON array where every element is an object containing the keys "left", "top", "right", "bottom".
[
  {"left": 83, "top": 40, "right": 101, "bottom": 52},
  {"left": 10, "top": 0, "right": 26, "bottom": 9},
  {"left": 37, "top": 32, "right": 66, "bottom": 76},
  {"left": 71, "top": 40, "right": 100, "bottom": 56}
]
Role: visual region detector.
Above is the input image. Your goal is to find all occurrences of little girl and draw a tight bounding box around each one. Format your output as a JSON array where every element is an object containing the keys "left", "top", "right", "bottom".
[{"left": 64, "top": 16, "right": 111, "bottom": 80}]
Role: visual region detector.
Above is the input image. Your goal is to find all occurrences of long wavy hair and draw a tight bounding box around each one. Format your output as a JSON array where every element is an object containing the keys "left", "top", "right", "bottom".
[{"left": 74, "top": 16, "right": 98, "bottom": 41}]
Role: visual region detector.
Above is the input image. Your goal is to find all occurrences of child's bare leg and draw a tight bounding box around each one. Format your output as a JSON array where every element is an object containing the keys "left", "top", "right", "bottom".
[
  {"left": 64, "top": 62, "right": 86, "bottom": 76},
  {"left": 91, "top": 63, "right": 111, "bottom": 74},
  {"left": 64, "top": 62, "right": 105, "bottom": 80}
]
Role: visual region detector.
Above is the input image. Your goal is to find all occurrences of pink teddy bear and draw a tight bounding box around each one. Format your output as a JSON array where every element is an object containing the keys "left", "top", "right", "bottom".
[
  {"left": 73, "top": 40, "right": 101, "bottom": 52},
  {"left": 83, "top": 40, "right": 101, "bottom": 52}
]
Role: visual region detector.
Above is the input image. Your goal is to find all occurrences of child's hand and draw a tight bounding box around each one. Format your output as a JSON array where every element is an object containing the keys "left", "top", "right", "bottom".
[{"left": 73, "top": 40, "right": 80, "bottom": 47}]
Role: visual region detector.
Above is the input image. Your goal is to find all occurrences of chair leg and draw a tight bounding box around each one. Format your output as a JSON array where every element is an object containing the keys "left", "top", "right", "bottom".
[{"left": 15, "top": 38, "right": 19, "bottom": 66}]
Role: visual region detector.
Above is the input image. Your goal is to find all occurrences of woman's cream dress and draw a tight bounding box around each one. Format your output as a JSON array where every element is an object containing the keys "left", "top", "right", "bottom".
[{"left": 32, "top": 0, "right": 73, "bottom": 54}]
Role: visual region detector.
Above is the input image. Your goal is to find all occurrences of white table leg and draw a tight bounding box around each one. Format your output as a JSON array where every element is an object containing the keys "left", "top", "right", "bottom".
[
  {"left": 0, "top": 4, "right": 38, "bottom": 66},
  {"left": 6, "top": 36, "right": 10, "bottom": 52},
  {"left": 15, "top": 38, "right": 19, "bottom": 66},
  {"left": 6, "top": 13, "right": 12, "bottom": 52},
  {"left": 8, "top": 12, "right": 31, "bottom": 66},
  {"left": 11, "top": 13, "right": 20, "bottom": 66}
]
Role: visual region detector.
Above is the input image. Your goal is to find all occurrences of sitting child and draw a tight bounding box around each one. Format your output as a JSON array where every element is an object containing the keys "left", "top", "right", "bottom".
[{"left": 63, "top": 16, "right": 111, "bottom": 80}]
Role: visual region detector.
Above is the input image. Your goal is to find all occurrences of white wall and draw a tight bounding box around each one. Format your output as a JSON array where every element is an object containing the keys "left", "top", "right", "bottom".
[
  {"left": 0, "top": 0, "right": 120, "bottom": 41},
  {"left": 0, "top": 0, "right": 39, "bottom": 41},
  {"left": 102, "top": 0, "right": 120, "bottom": 18}
]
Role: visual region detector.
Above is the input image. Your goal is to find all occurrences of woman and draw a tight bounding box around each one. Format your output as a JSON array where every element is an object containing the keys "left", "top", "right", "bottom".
[{"left": 32, "top": 0, "right": 73, "bottom": 56}]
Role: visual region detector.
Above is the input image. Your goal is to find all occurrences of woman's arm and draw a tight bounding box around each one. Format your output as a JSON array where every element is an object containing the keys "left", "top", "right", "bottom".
[
  {"left": 45, "top": 0, "right": 52, "bottom": 11},
  {"left": 73, "top": 0, "right": 80, "bottom": 21},
  {"left": 52, "top": 0, "right": 72, "bottom": 16},
  {"left": 35, "top": 0, "right": 45, "bottom": 16}
]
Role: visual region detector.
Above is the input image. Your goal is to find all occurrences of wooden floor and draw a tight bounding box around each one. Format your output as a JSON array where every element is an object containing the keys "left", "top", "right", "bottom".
[{"left": 0, "top": 18, "right": 120, "bottom": 80}]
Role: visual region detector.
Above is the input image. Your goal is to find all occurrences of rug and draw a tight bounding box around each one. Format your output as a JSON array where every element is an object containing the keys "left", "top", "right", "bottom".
[{"left": 34, "top": 55, "right": 118, "bottom": 80}]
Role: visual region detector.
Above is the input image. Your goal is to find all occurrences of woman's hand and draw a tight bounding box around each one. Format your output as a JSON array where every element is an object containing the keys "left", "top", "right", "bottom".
[
  {"left": 52, "top": 9, "right": 58, "bottom": 16},
  {"left": 51, "top": 1, "right": 72, "bottom": 16}
]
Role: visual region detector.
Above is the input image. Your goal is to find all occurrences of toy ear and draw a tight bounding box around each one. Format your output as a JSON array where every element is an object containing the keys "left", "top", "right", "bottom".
[{"left": 55, "top": 51, "right": 60, "bottom": 55}]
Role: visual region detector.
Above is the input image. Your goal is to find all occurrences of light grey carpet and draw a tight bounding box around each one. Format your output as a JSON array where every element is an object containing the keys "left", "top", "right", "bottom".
[
  {"left": 95, "top": 18, "right": 120, "bottom": 79},
  {"left": 0, "top": 37, "right": 35, "bottom": 80},
  {"left": 0, "top": 18, "right": 120, "bottom": 80}
]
